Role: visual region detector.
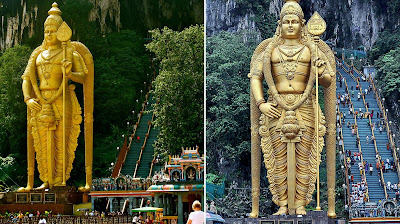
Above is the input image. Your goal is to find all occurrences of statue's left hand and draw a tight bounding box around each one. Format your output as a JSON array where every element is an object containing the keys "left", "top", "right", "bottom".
[
  {"left": 61, "top": 59, "right": 72, "bottom": 76},
  {"left": 314, "top": 57, "right": 326, "bottom": 76}
]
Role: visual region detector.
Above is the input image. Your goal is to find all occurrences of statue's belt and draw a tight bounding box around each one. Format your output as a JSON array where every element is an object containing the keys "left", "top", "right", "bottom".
[{"left": 267, "top": 92, "right": 314, "bottom": 107}]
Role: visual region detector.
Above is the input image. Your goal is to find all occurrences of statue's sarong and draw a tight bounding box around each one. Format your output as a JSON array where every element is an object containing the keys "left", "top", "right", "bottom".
[
  {"left": 259, "top": 91, "right": 325, "bottom": 208},
  {"left": 30, "top": 86, "right": 82, "bottom": 184}
]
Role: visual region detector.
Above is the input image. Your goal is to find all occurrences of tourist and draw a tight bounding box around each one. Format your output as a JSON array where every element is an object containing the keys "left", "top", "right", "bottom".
[
  {"left": 380, "top": 126, "right": 383, "bottom": 134},
  {"left": 187, "top": 200, "right": 204, "bottom": 224},
  {"left": 366, "top": 135, "right": 369, "bottom": 144},
  {"left": 38, "top": 216, "right": 47, "bottom": 224},
  {"left": 369, "top": 165, "right": 373, "bottom": 175},
  {"left": 145, "top": 216, "right": 153, "bottom": 224}
]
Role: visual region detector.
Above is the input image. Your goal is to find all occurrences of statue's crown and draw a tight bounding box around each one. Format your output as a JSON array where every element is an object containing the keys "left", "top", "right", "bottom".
[
  {"left": 44, "top": 2, "right": 63, "bottom": 27},
  {"left": 280, "top": 0, "right": 304, "bottom": 21}
]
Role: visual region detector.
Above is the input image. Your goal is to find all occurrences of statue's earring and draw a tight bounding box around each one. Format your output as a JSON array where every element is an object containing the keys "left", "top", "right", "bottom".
[{"left": 276, "top": 20, "right": 281, "bottom": 36}]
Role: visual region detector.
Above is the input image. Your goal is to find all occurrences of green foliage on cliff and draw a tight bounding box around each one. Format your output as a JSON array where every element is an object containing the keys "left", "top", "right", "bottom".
[
  {"left": 0, "top": 45, "right": 31, "bottom": 188},
  {"left": 374, "top": 47, "right": 400, "bottom": 97},
  {"left": 206, "top": 31, "right": 259, "bottom": 180},
  {"left": 233, "top": 0, "right": 276, "bottom": 39},
  {"left": 368, "top": 30, "right": 400, "bottom": 63},
  {"left": 146, "top": 25, "right": 204, "bottom": 156}
]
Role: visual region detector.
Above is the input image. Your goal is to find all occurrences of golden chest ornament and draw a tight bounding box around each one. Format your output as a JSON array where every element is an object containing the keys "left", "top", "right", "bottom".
[{"left": 278, "top": 45, "right": 305, "bottom": 80}]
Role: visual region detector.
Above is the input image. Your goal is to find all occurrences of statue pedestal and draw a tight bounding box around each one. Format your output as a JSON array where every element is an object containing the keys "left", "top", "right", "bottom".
[
  {"left": 225, "top": 211, "right": 343, "bottom": 224},
  {"left": 0, "top": 186, "right": 84, "bottom": 214}
]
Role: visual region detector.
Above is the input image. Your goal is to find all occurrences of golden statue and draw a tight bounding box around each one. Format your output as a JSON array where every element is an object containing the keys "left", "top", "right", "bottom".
[
  {"left": 248, "top": 0, "right": 336, "bottom": 217},
  {"left": 19, "top": 2, "right": 94, "bottom": 192}
]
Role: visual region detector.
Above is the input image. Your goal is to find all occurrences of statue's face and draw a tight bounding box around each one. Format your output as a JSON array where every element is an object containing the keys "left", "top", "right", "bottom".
[
  {"left": 44, "top": 25, "right": 59, "bottom": 46},
  {"left": 281, "top": 14, "right": 301, "bottom": 39}
]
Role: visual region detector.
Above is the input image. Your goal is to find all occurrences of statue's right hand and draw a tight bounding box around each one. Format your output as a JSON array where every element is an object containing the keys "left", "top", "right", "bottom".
[
  {"left": 259, "top": 102, "right": 280, "bottom": 118},
  {"left": 26, "top": 98, "right": 41, "bottom": 111}
]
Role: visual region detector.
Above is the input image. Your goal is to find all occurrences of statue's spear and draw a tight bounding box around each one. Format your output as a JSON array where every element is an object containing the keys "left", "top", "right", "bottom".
[
  {"left": 57, "top": 21, "right": 72, "bottom": 186},
  {"left": 307, "top": 11, "right": 326, "bottom": 211}
]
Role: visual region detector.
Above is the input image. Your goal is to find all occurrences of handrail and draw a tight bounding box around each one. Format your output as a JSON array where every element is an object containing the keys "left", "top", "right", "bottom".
[
  {"left": 369, "top": 76, "right": 400, "bottom": 182},
  {"left": 112, "top": 137, "right": 128, "bottom": 177},
  {"left": 354, "top": 75, "right": 388, "bottom": 199},
  {"left": 336, "top": 97, "right": 352, "bottom": 206},
  {"left": 341, "top": 73, "right": 370, "bottom": 202},
  {"left": 148, "top": 154, "right": 156, "bottom": 178},
  {"left": 133, "top": 112, "right": 155, "bottom": 178}
]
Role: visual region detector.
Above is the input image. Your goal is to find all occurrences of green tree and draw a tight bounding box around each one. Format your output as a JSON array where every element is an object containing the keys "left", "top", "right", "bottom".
[
  {"left": 206, "top": 31, "right": 260, "bottom": 181},
  {"left": 0, "top": 45, "right": 32, "bottom": 187},
  {"left": 368, "top": 30, "right": 400, "bottom": 63},
  {"left": 374, "top": 47, "right": 400, "bottom": 97},
  {"left": 146, "top": 25, "right": 204, "bottom": 156}
]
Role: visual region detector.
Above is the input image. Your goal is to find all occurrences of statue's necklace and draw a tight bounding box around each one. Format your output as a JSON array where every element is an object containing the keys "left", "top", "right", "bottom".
[
  {"left": 277, "top": 45, "right": 305, "bottom": 80},
  {"left": 278, "top": 45, "right": 305, "bottom": 58},
  {"left": 40, "top": 49, "right": 63, "bottom": 80}
]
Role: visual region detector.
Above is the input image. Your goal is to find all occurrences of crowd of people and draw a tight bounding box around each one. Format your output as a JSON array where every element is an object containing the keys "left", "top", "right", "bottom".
[
  {"left": 350, "top": 181, "right": 368, "bottom": 205},
  {"left": 336, "top": 74, "right": 400, "bottom": 207}
]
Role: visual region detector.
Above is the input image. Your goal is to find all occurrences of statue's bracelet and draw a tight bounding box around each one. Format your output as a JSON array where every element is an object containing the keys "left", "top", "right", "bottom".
[
  {"left": 24, "top": 97, "right": 31, "bottom": 103},
  {"left": 256, "top": 99, "right": 266, "bottom": 108}
]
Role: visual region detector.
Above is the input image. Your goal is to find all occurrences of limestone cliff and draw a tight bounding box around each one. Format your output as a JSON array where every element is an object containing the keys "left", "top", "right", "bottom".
[
  {"left": 207, "top": 0, "right": 400, "bottom": 50},
  {"left": 0, "top": 0, "right": 203, "bottom": 52}
]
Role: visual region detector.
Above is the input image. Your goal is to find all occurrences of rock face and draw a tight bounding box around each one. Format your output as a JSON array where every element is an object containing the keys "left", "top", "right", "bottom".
[
  {"left": 1, "top": 2, "right": 38, "bottom": 52},
  {"left": 0, "top": 0, "right": 203, "bottom": 52},
  {"left": 206, "top": 0, "right": 259, "bottom": 36},
  {"left": 207, "top": 0, "right": 400, "bottom": 50},
  {"left": 0, "top": 0, "right": 121, "bottom": 52},
  {"left": 88, "top": 0, "right": 121, "bottom": 33}
]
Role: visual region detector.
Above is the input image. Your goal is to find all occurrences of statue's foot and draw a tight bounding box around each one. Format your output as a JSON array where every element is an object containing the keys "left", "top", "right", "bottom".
[
  {"left": 273, "top": 206, "right": 288, "bottom": 215},
  {"left": 35, "top": 182, "right": 49, "bottom": 190},
  {"left": 296, "top": 206, "right": 307, "bottom": 215},
  {"left": 17, "top": 186, "right": 32, "bottom": 192},
  {"left": 249, "top": 211, "right": 259, "bottom": 218},
  {"left": 78, "top": 184, "right": 91, "bottom": 192}
]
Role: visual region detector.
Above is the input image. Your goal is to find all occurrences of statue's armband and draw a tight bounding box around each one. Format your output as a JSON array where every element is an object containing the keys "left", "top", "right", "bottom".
[{"left": 250, "top": 60, "right": 264, "bottom": 80}]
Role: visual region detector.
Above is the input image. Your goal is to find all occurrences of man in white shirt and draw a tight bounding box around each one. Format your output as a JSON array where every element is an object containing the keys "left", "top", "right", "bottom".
[
  {"left": 132, "top": 214, "right": 139, "bottom": 223},
  {"left": 187, "top": 200, "right": 204, "bottom": 224}
]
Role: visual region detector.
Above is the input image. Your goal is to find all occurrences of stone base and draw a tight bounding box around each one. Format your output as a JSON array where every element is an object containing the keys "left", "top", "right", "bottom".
[
  {"left": 224, "top": 211, "right": 341, "bottom": 224},
  {"left": 0, "top": 186, "right": 84, "bottom": 214}
]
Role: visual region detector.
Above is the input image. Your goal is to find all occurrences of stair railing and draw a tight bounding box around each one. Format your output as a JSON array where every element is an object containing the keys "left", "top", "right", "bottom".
[
  {"left": 112, "top": 137, "right": 128, "bottom": 178},
  {"left": 369, "top": 76, "right": 400, "bottom": 182},
  {"left": 148, "top": 154, "right": 156, "bottom": 179},
  {"left": 133, "top": 112, "right": 155, "bottom": 178},
  {"left": 336, "top": 97, "right": 352, "bottom": 206},
  {"left": 354, "top": 76, "right": 388, "bottom": 199},
  {"left": 342, "top": 75, "right": 370, "bottom": 202}
]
